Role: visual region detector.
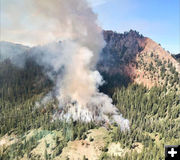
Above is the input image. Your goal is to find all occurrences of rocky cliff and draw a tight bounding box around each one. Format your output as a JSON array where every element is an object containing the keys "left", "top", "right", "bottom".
[{"left": 98, "top": 30, "right": 180, "bottom": 89}]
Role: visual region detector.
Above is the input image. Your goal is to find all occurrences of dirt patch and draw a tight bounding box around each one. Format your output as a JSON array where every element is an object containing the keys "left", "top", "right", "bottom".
[
  {"left": 108, "top": 142, "right": 143, "bottom": 157},
  {"left": 30, "top": 130, "right": 62, "bottom": 159},
  {"left": 0, "top": 134, "right": 18, "bottom": 148},
  {"left": 108, "top": 142, "right": 127, "bottom": 157},
  {"left": 57, "top": 127, "right": 110, "bottom": 160},
  {"left": 131, "top": 142, "right": 143, "bottom": 153}
]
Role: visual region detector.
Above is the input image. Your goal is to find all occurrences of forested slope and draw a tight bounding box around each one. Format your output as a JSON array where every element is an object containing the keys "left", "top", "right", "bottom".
[{"left": 0, "top": 30, "right": 180, "bottom": 159}]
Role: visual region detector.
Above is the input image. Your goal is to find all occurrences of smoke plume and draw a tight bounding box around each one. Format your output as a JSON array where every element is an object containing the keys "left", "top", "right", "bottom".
[{"left": 2, "top": 0, "right": 129, "bottom": 130}]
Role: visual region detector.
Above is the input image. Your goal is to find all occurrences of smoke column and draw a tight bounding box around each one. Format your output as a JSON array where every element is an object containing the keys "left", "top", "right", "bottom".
[{"left": 2, "top": 0, "right": 130, "bottom": 130}]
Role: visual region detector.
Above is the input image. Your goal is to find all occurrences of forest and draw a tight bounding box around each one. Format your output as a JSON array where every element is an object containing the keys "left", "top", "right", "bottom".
[{"left": 0, "top": 57, "right": 180, "bottom": 160}]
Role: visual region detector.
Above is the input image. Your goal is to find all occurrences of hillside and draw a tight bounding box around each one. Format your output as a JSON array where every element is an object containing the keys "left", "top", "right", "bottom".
[
  {"left": 98, "top": 30, "right": 180, "bottom": 90},
  {"left": 0, "top": 30, "right": 180, "bottom": 160},
  {"left": 0, "top": 41, "right": 29, "bottom": 59},
  {"left": 0, "top": 41, "right": 30, "bottom": 67}
]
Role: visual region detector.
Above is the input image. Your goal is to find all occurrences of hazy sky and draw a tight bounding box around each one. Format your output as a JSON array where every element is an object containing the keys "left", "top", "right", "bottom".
[{"left": 1, "top": 0, "right": 180, "bottom": 54}]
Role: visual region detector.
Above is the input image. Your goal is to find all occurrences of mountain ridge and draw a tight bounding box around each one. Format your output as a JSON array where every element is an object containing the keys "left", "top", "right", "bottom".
[
  {"left": 98, "top": 30, "right": 180, "bottom": 89},
  {"left": 1, "top": 29, "right": 180, "bottom": 89},
  {"left": 0, "top": 30, "right": 180, "bottom": 160}
]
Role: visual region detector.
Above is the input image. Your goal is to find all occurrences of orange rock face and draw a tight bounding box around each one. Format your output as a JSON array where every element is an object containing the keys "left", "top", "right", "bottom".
[{"left": 99, "top": 30, "right": 180, "bottom": 88}]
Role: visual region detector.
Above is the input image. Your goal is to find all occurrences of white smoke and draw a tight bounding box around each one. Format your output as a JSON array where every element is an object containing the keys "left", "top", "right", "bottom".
[
  {"left": 35, "top": 92, "right": 54, "bottom": 108},
  {"left": 2, "top": 0, "right": 129, "bottom": 130}
]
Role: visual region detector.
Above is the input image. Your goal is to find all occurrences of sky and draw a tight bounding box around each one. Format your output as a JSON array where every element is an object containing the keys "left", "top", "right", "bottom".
[
  {"left": 91, "top": 0, "right": 180, "bottom": 54},
  {"left": 0, "top": 0, "right": 180, "bottom": 54}
]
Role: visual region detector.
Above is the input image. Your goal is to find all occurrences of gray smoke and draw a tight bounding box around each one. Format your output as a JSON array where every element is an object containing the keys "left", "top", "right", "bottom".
[{"left": 1, "top": 0, "right": 129, "bottom": 131}]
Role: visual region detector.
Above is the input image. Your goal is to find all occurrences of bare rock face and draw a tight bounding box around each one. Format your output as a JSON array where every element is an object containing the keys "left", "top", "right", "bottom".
[
  {"left": 101, "top": 30, "right": 144, "bottom": 66},
  {"left": 98, "top": 30, "right": 180, "bottom": 88}
]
